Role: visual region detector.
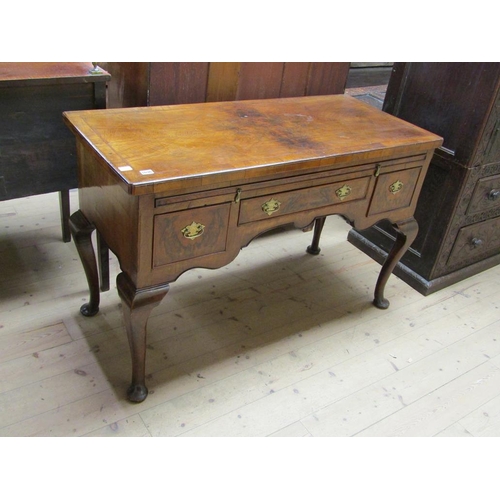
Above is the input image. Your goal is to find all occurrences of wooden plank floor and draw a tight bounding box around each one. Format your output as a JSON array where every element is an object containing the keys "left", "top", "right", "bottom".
[{"left": 1, "top": 190, "right": 500, "bottom": 437}]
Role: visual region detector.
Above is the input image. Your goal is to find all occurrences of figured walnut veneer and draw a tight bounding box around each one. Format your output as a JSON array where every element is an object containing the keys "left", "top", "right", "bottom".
[{"left": 64, "top": 95, "right": 442, "bottom": 402}]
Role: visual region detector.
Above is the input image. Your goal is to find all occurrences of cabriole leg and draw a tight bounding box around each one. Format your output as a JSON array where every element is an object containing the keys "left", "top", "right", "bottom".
[
  {"left": 97, "top": 232, "right": 110, "bottom": 292},
  {"left": 117, "top": 272, "right": 170, "bottom": 403},
  {"left": 306, "top": 216, "right": 327, "bottom": 255},
  {"left": 373, "top": 217, "right": 418, "bottom": 309},
  {"left": 59, "top": 189, "right": 71, "bottom": 243},
  {"left": 69, "top": 210, "right": 100, "bottom": 317}
]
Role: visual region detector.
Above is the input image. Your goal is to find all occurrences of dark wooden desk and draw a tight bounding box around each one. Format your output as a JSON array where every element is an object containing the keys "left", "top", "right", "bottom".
[
  {"left": 63, "top": 95, "right": 442, "bottom": 402},
  {"left": 0, "top": 62, "right": 110, "bottom": 241}
]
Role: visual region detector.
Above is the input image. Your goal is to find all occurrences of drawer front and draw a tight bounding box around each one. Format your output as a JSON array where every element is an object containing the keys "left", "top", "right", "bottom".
[
  {"left": 367, "top": 166, "right": 422, "bottom": 217},
  {"left": 466, "top": 173, "right": 500, "bottom": 215},
  {"left": 238, "top": 175, "right": 371, "bottom": 224},
  {"left": 153, "top": 203, "right": 231, "bottom": 267},
  {"left": 447, "top": 215, "right": 500, "bottom": 268}
]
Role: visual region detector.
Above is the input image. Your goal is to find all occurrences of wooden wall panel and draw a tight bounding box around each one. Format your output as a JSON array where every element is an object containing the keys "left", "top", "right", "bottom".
[
  {"left": 149, "top": 62, "right": 210, "bottom": 106},
  {"left": 206, "top": 62, "right": 241, "bottom": 102},
  {"left": 280, "top": 63, "right": 311, "bottom": 97},
  {"left": 235, "top": 62, "right": 285, "bottom": 100},
  {"left": 98, "top": 62, "right": 149, "bottom": 108},
  {"left": 306, "top": 62, "right": 350, "bottom": 96},
  {"left": 100, "top": 62, "right": 350, "bottom": 108}
]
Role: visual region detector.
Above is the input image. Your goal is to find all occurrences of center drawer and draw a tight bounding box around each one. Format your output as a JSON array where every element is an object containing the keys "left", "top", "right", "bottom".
[{"left": 238, "top": 175, "right": 371, "bottom": 224}]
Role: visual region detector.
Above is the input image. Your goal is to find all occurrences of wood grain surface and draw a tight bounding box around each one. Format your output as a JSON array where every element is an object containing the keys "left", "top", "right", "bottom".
[{"left": 63, "top": 95, "right": 442, "bottom": 195}]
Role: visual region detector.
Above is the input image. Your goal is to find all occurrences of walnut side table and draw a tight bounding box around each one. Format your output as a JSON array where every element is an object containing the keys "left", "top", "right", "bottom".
[{"left": 63, "top": 95, "right": 442, "bottom": 402}]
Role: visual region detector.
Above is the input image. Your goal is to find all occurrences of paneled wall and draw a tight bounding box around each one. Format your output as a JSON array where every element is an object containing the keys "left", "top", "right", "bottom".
[{"left": 98, "top": 62, "right": 350, "bottom": 108}]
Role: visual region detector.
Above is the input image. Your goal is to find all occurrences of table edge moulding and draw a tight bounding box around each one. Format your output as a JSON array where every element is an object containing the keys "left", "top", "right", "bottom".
[{"left": 63, "top": 95, "right": 442, "bottom": 402}]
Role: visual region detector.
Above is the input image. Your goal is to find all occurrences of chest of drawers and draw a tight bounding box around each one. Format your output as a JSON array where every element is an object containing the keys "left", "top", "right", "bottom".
[{"left": 349, "top": 63, "right": 500, "bottom": 294}]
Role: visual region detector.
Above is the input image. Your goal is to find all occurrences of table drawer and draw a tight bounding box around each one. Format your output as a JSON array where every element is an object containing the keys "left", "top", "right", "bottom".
[
  {"left": 367, "top": 166, "right": 422, "bottom": 217},
  {"left": 447, "top": 215, "right": 500, "bottom": 268},
  {"left": 238, "top": 175, "right": 371, "bottom": 224},
  {"left": 466, "top": 173, "right": 500, "bottom": 215},
  {"left": 153, "top": 203, "right": 231, "bottom": 267}
]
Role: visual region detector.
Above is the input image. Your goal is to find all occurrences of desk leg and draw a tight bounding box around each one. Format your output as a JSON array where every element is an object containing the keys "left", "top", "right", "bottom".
[
  {"left": 96, "top": 232, "right": 110, "bottom": 292},
  {"left": 59, "top": 190, "right": 71, "bottom": 243},
  {"left": 373, "top": 217, "right": 418, "bottom": 309},
  {"left": 69, "top": 210, "right": 100, "bottom": 317},
  {"left": 306, "top": 217, "right": 327, "bottom": 255},
  {"left": 117, "top": 272, "right": 170, "bottom": 403}
]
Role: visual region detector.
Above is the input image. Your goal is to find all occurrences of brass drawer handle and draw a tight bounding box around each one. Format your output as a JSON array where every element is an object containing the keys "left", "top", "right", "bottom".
[
  {"left": 335, "top": 184, "right": 352, "bottom": 200},
  {"left": 487, "top": 189, "right": 500, "bottom": 201},
  {"left": 389, "top": 180, "right": 404, "bottom": 194},
  {"left": 261, "top": 198, "right": 281, "bottom": 215},
  {"left": 181, "top": 221, "right": 205, "bottom": 240},
  {"left": 471, "top": 237, "right": 483, "bottom": 248}
]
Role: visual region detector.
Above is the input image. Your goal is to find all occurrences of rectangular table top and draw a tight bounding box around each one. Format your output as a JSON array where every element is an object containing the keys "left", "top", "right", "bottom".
[{"left": 63, "top": 95, "right": 442, "bottom": 195}]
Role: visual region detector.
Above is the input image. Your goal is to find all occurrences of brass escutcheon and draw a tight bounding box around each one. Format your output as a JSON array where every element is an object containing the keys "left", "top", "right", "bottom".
[
  {"left": 261, "top": 198, "right": 281, "bottom": 215},
  {"left": 389, "top": 180, "right": 404, "bottom": 194},
  {"left": 181, "top": 221, "right": 205, "bottom": 240},
  {"left": 335, "top": 184, "right": 352, "bottom": 201}
]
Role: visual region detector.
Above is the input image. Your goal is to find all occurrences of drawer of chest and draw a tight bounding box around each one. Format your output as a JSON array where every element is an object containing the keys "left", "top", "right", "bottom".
[
  {"left": 367, "top": 166, "right": 422, "bottom": 217},
  {"left": 466, "top": 173, "right": 500, "bottom": 215},
  {"left": 152, "top": 203, "right": 231, "bottom": 268},
  {"left": 238, "top": 175, "right": 371, "bottom": 224},
  {"left": 447, "top": 215, "right": 500, "bottom": 268}
]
